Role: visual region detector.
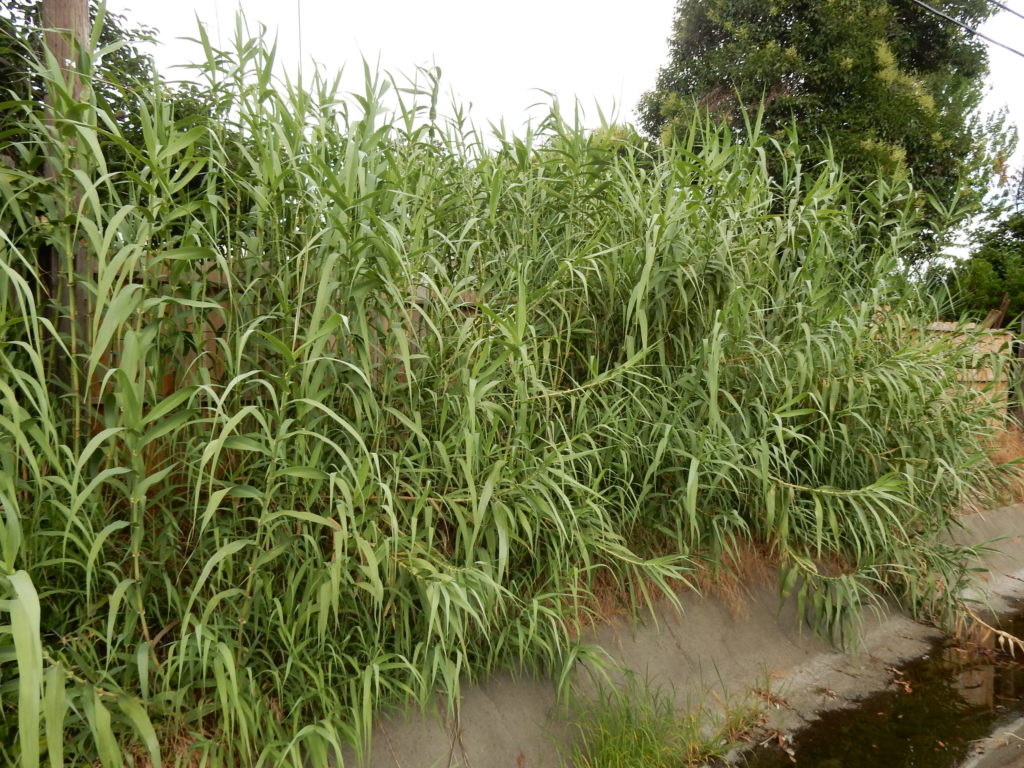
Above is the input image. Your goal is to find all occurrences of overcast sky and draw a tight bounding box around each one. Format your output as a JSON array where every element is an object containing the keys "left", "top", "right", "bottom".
[{"left": 108, "top": 0, "right": 1022, "bottom": 163}]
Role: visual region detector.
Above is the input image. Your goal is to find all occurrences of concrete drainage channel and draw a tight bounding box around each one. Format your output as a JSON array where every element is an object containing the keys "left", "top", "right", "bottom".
[
  {"left": 737, "top": 604, "right": 1024, "bottom": 767},
  {"left": 351, "top": 504, "right": 1024, "bottom": 768}
]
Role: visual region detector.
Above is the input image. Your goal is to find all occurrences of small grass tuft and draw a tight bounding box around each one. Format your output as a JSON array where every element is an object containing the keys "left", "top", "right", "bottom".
[{"left": 566, "top": 677, "right": 761, "bottom": 768}]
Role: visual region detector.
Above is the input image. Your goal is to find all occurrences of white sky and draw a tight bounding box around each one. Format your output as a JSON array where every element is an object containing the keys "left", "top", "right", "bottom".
[{"left": 108, "top": 0, "right": 1022, "bottom": 163}]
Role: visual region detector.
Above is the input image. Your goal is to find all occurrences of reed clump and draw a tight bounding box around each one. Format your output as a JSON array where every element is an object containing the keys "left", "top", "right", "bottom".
[{"left": 0, "top": 21, "right": 1013, "bottom": 767}]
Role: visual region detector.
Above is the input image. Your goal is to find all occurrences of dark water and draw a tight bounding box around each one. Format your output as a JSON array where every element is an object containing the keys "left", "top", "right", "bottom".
[{"left": 740, "top": 606, "right": 1024, "bottom": 768}]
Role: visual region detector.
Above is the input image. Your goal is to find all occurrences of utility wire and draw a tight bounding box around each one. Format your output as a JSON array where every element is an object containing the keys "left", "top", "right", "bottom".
[
  {"left": 907, "top": 0, "right": 1024, "bottom": 59},
  {"left": 983, "top": 0, "right": 1024, "bottom": 23},
  {"left": 297, "top": 0, "right": 303, "bottom": 65}
]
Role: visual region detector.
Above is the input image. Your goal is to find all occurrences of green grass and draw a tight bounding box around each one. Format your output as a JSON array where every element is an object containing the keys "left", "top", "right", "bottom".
[
  {"left": 565, "top": 676, "right": 761, "bottom": 768},
  {"left": 0, "top": 15, "right": 1015, "bottom": 768}
]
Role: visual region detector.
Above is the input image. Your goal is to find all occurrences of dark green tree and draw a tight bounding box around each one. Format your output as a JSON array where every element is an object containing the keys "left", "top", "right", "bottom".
[
  {"left": 0, "top": 1, "right": 157, "bottom": 145},
  {"left": 639, "top": 0, "right": 1014, "bottom": 244},
  {"left": 933, "top": 170, "right": 1024, "bottom": 322}
]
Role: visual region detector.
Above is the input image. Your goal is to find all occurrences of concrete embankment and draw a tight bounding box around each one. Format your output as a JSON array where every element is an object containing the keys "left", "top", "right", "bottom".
[{"left": 351, "top": 504, "right": 1024, "bottom": 768}]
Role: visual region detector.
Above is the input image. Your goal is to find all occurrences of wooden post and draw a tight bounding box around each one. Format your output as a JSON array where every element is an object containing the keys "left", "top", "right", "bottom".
[
  {"left": 41, "top": 0, "right": 89, "bottom": 89},
  {"left": 1013, "top": 316, "right": 1024, "bottom": 426},
  {"left": 981, "top": 294, "right": 1011, "bottom": 330},
  {"left": 41, "top": 0, "right": 91, "bottom": 437},
  {"left": 41, "top": 0, "right": 90, "bottom": 314}
]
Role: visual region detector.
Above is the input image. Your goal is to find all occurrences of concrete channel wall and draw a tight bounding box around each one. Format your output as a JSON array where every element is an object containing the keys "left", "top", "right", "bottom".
[{"left": 349, "top": 505, "right": 1024, "bottom": 768}]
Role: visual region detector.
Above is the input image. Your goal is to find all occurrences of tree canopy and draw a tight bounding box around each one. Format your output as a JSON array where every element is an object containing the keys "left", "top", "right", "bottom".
[
  {"left": 639, "top": 0, "right": 1013, "bottom": 238},
  {"left": 931, "top": 169, "right": 1024, "bottom": 322},
  {"left": 0, "top": 0, "right": 156, "bottom": 153}
]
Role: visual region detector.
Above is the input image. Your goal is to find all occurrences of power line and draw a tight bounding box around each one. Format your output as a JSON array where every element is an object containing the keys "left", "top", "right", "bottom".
[
  {"left": 907, "top": 0, "right": 1024, "bottom": 59},
  {"left": 983, "top": 0, "right": 1024, "bottom": 23},
  {"left": 297, "top": 0, "right": 304, "bottom": 64}
]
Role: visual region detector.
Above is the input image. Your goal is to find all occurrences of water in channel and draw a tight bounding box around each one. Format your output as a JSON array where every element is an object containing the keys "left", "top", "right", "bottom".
[{"left": 738, "top": 604, "right": 1024, "bottom": 768}]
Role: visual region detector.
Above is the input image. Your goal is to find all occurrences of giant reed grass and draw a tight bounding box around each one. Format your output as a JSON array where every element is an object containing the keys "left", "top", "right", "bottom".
[{"left": 0, "top": 18, "right": 1014, "bottom": 767}]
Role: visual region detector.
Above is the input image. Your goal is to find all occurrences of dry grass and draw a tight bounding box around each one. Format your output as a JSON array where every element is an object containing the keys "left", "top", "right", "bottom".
[
  {"left": 571, "top": 541, "right": 778, "bottom": 632},
  {"left": 693, "top": 545, "right": 777, "bottom": 620}
]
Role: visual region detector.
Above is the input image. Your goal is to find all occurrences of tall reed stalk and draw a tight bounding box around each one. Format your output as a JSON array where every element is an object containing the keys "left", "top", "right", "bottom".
[{"left": 0, "top": 18, "right": 1011, "bottom": 767}]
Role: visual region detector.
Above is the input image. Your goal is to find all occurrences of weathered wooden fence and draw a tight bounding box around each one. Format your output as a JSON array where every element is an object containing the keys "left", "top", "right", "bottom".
[{"left": 927, "top": 321, "right": 1014, "bottom": 423}]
